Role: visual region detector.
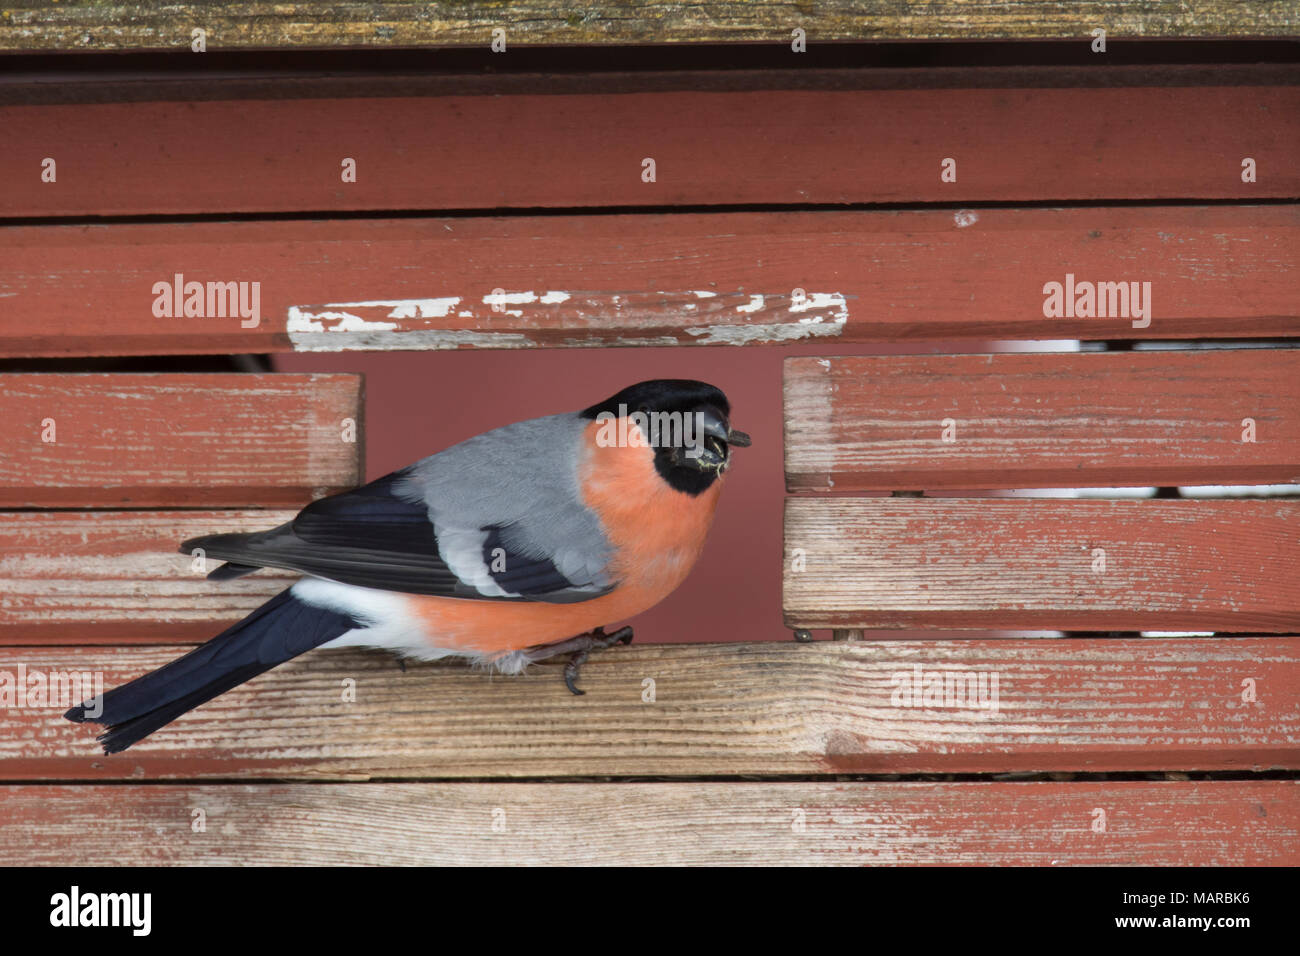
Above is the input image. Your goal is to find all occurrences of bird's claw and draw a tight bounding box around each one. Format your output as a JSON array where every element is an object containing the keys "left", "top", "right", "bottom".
[
  {"left": 559, "top": 625, "right": 634, "bottom": 695},
  {"left": 519, "top": 625, "right": 634, "bottom": 695},
  {"left": 563, "top": 651, "right": 591, "bottom": 696}
]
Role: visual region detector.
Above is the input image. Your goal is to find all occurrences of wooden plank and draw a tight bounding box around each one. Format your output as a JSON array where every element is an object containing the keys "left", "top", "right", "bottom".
[
  {"left": 2, "top": 1, "right": 1295, "bottom": 51},
  {"left": 785, "top": 351, "right": 1300, "bottom": 491},
  {"left": 2, "top": 84, "right": 1295, "bottom": 217},
  {"left": 0, "top": 511, "right": 298, "bottom": 644},
  {"left": 3, "top": 206, "right": 1296, "bottom": 357},
  {"left": 784, "top": 499, "right": 1300, "bottom": 631},
  {"left": 3, "top": 640, "right": 1296, "bottom": 779},
  {"left": 0, "top": 374, "right": 362, "bottom": 507},
  {"left": 2, "top": 781, "right": 1294, "bottom": 865}
]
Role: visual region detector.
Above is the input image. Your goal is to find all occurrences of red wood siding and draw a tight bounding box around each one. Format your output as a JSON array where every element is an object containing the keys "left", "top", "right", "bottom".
[{"left": 785, "top": 350, "right": 1300, "bottom": 491}]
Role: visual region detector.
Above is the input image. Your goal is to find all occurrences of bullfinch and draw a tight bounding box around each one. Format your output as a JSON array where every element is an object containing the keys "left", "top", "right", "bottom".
[{"left": 65, "top": 379, "right": 750, "bottom": 754}]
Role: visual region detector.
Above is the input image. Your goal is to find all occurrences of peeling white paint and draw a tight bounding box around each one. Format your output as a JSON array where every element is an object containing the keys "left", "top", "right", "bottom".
[
  {"left": 287, "top": 289, "right": 849, "bottom": 350},
  {"left": 305, "top": 297, "right": 463, "bottom": 319},
  {"left": 954, "top": 210, "right": 979, "bottom": 228},
  {"left": 291, "top": 328, "right": 537, "bottom": 352},
  {"left": 788, "top": 292, "right": 849, "bottom": 319},
  {"left": 327, "top": 314, "right": 398, "bottom": 333},
  {"left": 287, "top": 308, "right": 327, "bottom": 334},
  {"left": 686, "top": 314, "right": 847, "bottom": 346},
  {"left": 482, "top": 291, "right": 538, "bottom": 307},
  {"left": 287, "top": 308, "right": 401, "bottom": 333},
  {"left": 386, "top": 298, "right": 462, "bottom": 319},
  {"left": 562, "top": 336, "right": 684, "bottom": 348}
]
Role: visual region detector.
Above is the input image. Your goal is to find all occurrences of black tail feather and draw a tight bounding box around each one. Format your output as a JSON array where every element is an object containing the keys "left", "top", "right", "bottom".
[
  {"left": 206, "top": 561, "right": 261, "bottom": 581},
  {"left": 91, "top": 660, "right": 271, "bottom": 755},
  {"left": 65, "top": 588, "right": 359, "bottom": 754}
]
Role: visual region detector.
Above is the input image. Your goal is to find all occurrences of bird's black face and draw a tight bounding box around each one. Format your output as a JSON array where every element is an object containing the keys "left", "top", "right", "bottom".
[{"left": 582, "top": 379, "right": 752, "bottom": 495}]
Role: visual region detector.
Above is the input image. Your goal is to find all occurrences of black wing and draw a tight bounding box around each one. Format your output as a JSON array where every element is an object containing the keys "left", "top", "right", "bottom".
[{"left": 180, "top": 471, "right": 611, "bottom": 602}]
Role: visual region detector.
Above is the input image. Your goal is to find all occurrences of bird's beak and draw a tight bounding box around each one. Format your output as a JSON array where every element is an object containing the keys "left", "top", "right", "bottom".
[{"left": 677, "top": 406, "right": 752, "bottom": 473}]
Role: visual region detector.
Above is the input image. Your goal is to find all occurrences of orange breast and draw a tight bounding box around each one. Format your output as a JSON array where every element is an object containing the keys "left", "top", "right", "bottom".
[{"left": 406, "top": 419, "right": 722, "bottom": 654}]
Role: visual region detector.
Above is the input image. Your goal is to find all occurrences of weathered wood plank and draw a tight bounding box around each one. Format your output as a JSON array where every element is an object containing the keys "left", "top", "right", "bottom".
[
  {"left": 3, "top": 640, "right": 1296, "bottom": 779},
  {"left": 784, "top": 499, "right": 1300, "bottom": 631},
  {"left": 0, "top": 511, "right": 298, "bottom": 643},
  {"left": 0, "top": 374, "right": 362, "bottom": 506},
  {"left": 2, "top": 1, "right": 1295, "bottom": 51},
  {"left": 2, "top": 781, "right": 1294, "bottom": 865},
  {"left": 3, "top": 206, "right": 1296, "bottom": 357},
  {"left": 3, "top": 84, "right": 1295, "bottom": 218},
  {"left": 785, "top": 351, "right": 1300, "bottom": 491}
]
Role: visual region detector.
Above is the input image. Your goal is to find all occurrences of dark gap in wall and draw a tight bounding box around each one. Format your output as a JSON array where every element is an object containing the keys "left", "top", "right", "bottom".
[
  {"left": 2, "top": 39, "right": 1297, "bottom": 81},
  {"left": 5, "top": 196, "right": 1299, "bottom": 230},
  {"left": 2, "top": 54, "right": 1296, "bottom": 104},
  {"left": 0, "top": 355, "right": 272, "bottom": 373}
]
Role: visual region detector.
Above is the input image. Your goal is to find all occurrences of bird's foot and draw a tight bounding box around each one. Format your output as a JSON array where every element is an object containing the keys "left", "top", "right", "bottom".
[{"left": 524, "top": 626, "right": 634, "bottom": 696}]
